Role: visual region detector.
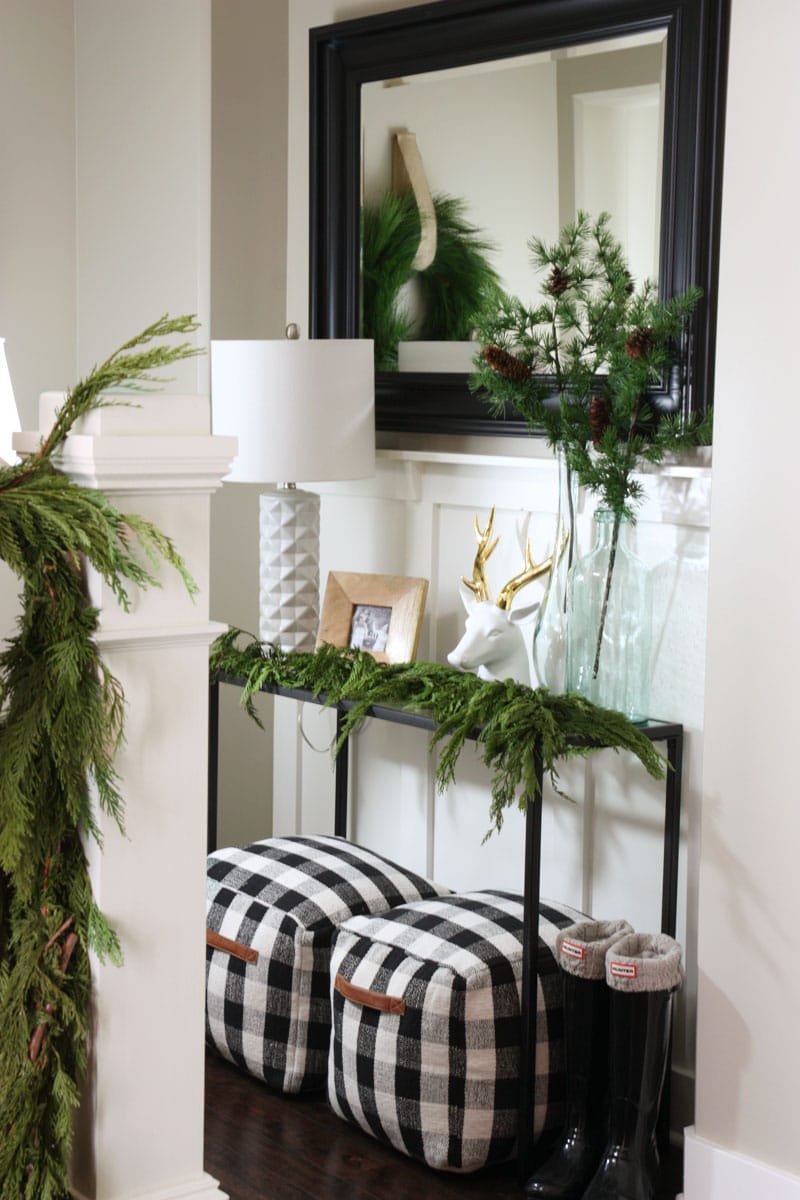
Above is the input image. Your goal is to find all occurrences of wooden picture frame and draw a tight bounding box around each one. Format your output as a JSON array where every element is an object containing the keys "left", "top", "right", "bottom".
[{"left": 317, "top": 571, "right": 428, "bottom": 663}]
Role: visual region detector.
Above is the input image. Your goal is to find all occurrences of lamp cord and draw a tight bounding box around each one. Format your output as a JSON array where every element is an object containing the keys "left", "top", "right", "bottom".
[{"left": 296, "top": 703, "right": 337, "bottom": 755}]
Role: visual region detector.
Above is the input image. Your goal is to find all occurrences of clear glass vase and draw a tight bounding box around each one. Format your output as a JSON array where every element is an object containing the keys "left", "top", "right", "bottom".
[
  {"left": 533, "top": 446, "right": 578, "bottom": 692},
  {"left": 565, "top": 508, "right": 652, "bottom": 722}
]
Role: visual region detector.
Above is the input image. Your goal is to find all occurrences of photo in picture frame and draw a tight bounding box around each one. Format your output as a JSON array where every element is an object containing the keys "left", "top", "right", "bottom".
[{"left": 317, "top": 571, "right": 428, "bottom": 663}]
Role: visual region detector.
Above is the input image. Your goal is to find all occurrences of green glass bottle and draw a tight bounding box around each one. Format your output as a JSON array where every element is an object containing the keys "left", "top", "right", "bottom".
[
  {"left": 566, "top": 509, "right": 652, "bottom": 722},
  {"left": 533, "top": 446, "right": 580, "bottom": 692}
]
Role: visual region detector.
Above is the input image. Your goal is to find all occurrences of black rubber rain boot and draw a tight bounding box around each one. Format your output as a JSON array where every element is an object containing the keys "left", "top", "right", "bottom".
[
  {"left": 525, "top": 919, "right": 633, "bottom": 1200},
  {"left": 581, "top": 932, "right": 684, "bottom": 1200}
]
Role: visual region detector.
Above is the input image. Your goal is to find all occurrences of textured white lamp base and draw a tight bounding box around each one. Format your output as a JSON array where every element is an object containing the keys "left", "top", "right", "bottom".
[{"left": 259, "top": 487, "right": 320, "bottom": 652}]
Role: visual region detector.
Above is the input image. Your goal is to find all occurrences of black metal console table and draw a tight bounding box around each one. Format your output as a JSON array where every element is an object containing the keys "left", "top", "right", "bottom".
[{"left": 208, "top": 675, "right": 683, "bottom": 1184}]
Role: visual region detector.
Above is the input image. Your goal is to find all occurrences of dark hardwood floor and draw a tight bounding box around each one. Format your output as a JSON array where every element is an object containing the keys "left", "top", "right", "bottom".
[{"left": 204, "top": 1050, "right": 683, "bottom": 1200}]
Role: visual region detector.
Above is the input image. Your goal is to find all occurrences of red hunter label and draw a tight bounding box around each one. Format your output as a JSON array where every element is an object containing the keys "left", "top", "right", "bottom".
[
  {"left": 609, "top": 961, "right": 638, "bottom": 979},
  {"left": 561, "top": 939, "right": 585, "bottom": 961}
]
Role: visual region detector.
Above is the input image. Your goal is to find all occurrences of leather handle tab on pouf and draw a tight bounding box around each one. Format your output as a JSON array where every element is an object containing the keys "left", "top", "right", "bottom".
[
  {"left": 206, "top": 929, "right": 258, "bottom": 965},
  {"left": 335, "top": 972, "right": 406, "bottom": 1016}
]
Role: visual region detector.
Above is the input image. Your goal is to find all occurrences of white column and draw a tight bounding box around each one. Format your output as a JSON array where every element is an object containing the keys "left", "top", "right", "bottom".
[{"left": 17, "top": 395, "right": 236, "bottom": 1200}]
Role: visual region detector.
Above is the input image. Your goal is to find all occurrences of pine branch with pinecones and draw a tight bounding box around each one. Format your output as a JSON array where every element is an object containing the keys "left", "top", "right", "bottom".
[{"left": 470, "top": 211, "right": 711, "bottom": 518}]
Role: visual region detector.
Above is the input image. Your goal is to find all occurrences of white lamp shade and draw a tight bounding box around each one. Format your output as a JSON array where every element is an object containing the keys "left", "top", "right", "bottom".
[
  {"left": 0, "top": 338, "right": 21, "bottom": 465},
  {"left": 210, "top": 338, "right": 375, "bottom": 484}
]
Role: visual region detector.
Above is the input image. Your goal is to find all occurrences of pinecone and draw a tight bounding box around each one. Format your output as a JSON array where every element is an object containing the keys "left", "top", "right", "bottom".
[
  {"left": 589, "top": 395, "right": 611, "bottom": 447},
  {"left": 482, "top": 344, "right": 530, "bottom": 384},
  {"left": 546, "top": 265, "right": 570, "bottom": 296},
  {"left": 625, "top": 326, "right": 657, "bottom": 360}
]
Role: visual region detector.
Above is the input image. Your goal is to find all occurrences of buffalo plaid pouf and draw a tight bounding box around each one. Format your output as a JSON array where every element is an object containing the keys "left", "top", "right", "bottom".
[
  {"left": 205, "top": 835, "right": 450, "bottom": 1093},
  {"left": 328, "top": 890, "right": 584, "bottom": 1172}
]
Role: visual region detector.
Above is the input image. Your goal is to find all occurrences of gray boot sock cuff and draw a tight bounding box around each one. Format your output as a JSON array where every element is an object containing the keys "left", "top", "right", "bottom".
[
  {"left": 605, "top": 932, "right": 684, "bottom": 993},
  {"left": 556, "top": 919, "right": 635, "bottom": 980}
]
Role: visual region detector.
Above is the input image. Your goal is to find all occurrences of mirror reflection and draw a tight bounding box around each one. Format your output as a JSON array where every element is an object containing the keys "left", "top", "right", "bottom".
[{"left": 361, "top": 29, "right": 666, "bottom": 372}]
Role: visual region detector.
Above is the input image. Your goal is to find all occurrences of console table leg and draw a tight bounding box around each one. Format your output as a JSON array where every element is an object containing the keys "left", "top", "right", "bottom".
[
  {"left": 207, "top": 679, "right": 220, "bottom": 854},
  {"left": 658, "top": 731, "right": 683, "bottom": 1158},
  {"left": 334, "top": 710, "right": 349, "bottom": 838},
  {"left": 518, "top": 754, "right": 544, "bottom": 1186},
  {"left": 661, "top": 732, "right": 683, "bottom": 937}
]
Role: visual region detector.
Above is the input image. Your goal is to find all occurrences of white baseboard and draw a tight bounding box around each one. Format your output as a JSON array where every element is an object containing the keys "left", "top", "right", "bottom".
[
  {"left": 683, "top": 1127, "right": 800, "bottom": 1199},
  {"left": 71, "top": 1172, "right": 227, "bottom": 1200}
]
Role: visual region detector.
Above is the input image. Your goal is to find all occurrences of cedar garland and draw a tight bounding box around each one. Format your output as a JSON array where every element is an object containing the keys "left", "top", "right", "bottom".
[
  {"left": 210, "top": 629, "right": 666, "bottom": 837},
  {"left": 0, "top": 316, "right": 200, "bottom": 1200}
]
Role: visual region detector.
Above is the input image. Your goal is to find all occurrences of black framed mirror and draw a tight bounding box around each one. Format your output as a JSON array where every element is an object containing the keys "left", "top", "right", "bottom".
[{"left": 310, "top": 0, "right": 730, "bottom": 437}]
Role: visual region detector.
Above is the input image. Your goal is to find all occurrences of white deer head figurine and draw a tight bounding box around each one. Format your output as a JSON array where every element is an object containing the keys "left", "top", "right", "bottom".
[{"left": 447, "top": 508, "right": 554, "bottom": 687}]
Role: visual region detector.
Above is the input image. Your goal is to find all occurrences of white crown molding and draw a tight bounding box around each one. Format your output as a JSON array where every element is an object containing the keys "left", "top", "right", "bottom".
[
  {"left": 94, "top": 620, "right": 228, "bottom": 653},
  {"left": 375, "top": 442, "right": 713, "bottom": 477},
  {"left": 13, "top": 431, "right": 238, "bottom": 495}
]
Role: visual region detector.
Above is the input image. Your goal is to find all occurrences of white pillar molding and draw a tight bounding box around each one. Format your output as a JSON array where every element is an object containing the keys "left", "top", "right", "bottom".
[{"left": 16, "top": 395, "right": 235, "bottom": 1200}]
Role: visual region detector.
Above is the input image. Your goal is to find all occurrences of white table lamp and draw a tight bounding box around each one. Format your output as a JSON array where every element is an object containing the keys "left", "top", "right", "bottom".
[
  {"left": 0, "top": 338, "right": 21, "bottom": 466},
  {"left": 210, "top": 334, "right": 375, "bottom": 651}
]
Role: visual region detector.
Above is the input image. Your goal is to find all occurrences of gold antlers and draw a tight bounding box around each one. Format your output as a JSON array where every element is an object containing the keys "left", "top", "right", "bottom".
[
  {"left": 462, "top": 507, "right": 500, "bottom": 602},
  {"left": 496, "top": 539, "right": 554, "bottom": 611},
  {"left": 461, "top": 507, "right": 554, "bottom": 609}
]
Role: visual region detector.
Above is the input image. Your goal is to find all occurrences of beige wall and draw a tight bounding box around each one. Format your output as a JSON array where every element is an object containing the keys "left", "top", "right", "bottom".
[
  {"left": 692, "top": 0, "right": 800, "bottom": 1185},
  {"left": 0, "top": 0, "right": 77, "bottom": 428},
  {"left": 209, "top": 0, "right": 290, "bottom": 847},
  {"left": 0, "top": 0, "right": 77, "bottom": 637},
  {"left": 211, "top": 0, "right": 288, "bottom": 341},
  {"left": 74, "top": 0, "right": 210, "bottom": 393},
  {"left": 286, "top": 0, "right": 431, "bottom": 328}
]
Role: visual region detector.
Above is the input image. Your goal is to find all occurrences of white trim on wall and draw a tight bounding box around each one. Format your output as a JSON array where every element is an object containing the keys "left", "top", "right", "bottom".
[
  {"left": 683, "top": 1128, "right": 800, "bottom": 1200},
  {"left": 71, "top": 1174, "right": 227, "bottom": 1200}
]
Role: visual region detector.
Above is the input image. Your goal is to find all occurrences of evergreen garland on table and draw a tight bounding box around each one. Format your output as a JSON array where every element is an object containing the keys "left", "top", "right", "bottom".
[
  {"left": 210, "top": 629, "right": 666, "bottom": 837},
  {"left": 0, "top": 315, "right": 200, "bottom": 1200},
  {"left": 361, "top": 190, "right": 502, "bottom": 370}
]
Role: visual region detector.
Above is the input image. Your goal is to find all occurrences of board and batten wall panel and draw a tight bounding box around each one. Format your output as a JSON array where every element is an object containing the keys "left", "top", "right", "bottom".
[
  {"left": 268, "top": 450, "right": 709, "bottom": 1139},
  {"left": 272, "top": 450, "right": 710, "bottom": 1119}
]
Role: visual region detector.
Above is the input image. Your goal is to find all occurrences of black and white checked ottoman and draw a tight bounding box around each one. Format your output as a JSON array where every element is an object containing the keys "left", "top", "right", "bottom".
[
  {"left": 205, "top": 835, "right": 450, "bottom": 1093},
  {"left": 328, "top": 890, "right": 584, "bottom": 1172}
]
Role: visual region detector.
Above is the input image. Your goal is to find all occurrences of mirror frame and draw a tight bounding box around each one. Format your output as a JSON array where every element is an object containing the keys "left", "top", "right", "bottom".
[{"left": 310, "top": 0, "right": 730, "bottom": 437}]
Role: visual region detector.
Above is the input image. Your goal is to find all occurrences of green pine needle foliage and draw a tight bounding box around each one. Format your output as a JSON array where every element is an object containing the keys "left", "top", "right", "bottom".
[
  {"left": 361, "top": 191, "right": 502, "bottom": 370},
  {"left": 361, "top": 191, "right": 419, "bottom": 371},
  {"left": 416, "top": 195, "right": 503, "bottom": 342},
  {"left": 210, "top": 629, "right": 665, "bottom": 838},
  {"left": 0, "top": 314, "right": 200, "bottom": 1200},
  {"left": 471, "top": 211, "right": 711, "bottom": 519}
]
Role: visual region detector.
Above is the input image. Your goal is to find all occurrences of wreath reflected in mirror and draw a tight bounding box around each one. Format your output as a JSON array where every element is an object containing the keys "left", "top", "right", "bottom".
[{"left": 361, "top": 190, "right": 503, "bottom": 371}]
